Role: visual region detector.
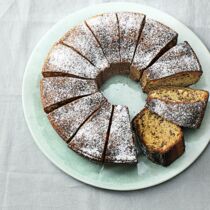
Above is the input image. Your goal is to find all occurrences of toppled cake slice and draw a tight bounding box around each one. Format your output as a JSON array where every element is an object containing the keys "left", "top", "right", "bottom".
[
  {"left": 146, "top": 87, "right": 209, "bottom": 128},
  {"left": 40, "top": 77, "right": 98, "bottom": 113},
  {"left": 117, "top": 12, "right": 145, "bottom": 64},
  {"left": 60, "top": 23, "right": 109, "bottom": 71},
  {"left": 42, "top": 43, "right": 100, "bottom": 79},
  {"left": 130, "top": 18, "right": 178, "bottom": 81},
  {"left": 104, "top": 105, "right": 137, "bottom": 164},
  {"left": 86, "top": 13, "right": 120, "bottom": 64},
  {"left": 69, "top": 101, "right": 113, "bottom": 162},
  {"left": 141, "top": 42, "right": 202, "bottom": 92},
  {"left": 132, "top": 108, "right": 185, "bottom": 166},
  {"left": 48, "top": 92, "right": 106, "bottom": 142}
]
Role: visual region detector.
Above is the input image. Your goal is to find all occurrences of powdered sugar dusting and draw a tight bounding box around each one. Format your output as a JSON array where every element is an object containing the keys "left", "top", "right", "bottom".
[
  {"left": 105, "top": 105, "right": 137, "bottom": 163},
  {"left": 147, "top": 98, "right": 207, "bottom": 128},
  {"left": 43, "top": 44, "right": 100, "bottom": 79},
  {"left": 48, "top": 92, "right": 106, "bottom": 141},
  {"left": 145, "top": 42, "right": 202, "bottom": 80},
  {"left": 41, "top": 77, "right": 98, "bottom": 110},
  {"left": 86, "top": 13, "right": 120, "bottom": 64},
  {"left": 61, "top": 23, "right": 109, "bottom": 70},
  {"left": 132, "top": 18, "right": 177, "bottom": 72},
  {"left": 117, "top": 12, "right": 145, "bottom": 63},
  {"left": 69, "top": 101, "right": 112, "bottom": 161}
]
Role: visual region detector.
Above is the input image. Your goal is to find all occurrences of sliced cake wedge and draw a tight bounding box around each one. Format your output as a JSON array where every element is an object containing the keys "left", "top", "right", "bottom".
[
  {"left": 146, "top": 87, "right": 209, "bottom": 128},
  {"left": 132, "top": 108, "right": 185, "bottom": 166},
  {"left": 130, "top": 18, "right": 178, "bottom": 81},
  {"left": 40, "top": 77, "right": 98, "bottom": 113},
  {"left": 69, "top": 101, "right": 113, "bottom": 162},
  {"left": 47, "top": 92, "right": 106, "bottom": 142},
  {"left": 85, "top": 13, "right": 121, "bottom": 65},
  {"left": 60, "top": 23, "right": 109, "bottom": 71},
  {"left": 42, "top": 43, "right": 100, "bottom": 79},
  {"left": 104, "top": 105, "right": 137, "bottom": 164},
  {"left": 141, "top": 42, "right": 202, "bottom": 92},
  {"left": 117, "top": 12, "right": 145, "bottom": 65}
]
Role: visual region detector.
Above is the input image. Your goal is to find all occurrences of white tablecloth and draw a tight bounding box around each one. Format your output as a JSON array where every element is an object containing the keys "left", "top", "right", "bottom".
[{"left": 0, "top": 0, "right": 210, "bottom": 209}]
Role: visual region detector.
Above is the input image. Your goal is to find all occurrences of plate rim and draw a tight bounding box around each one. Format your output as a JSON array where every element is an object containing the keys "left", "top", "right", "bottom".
[{"left": 22, "top": 1, "right": 210, "bottom": 191}]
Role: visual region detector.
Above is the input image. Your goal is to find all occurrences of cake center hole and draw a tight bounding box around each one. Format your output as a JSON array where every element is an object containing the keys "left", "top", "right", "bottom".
[{"left": 100, "top": 74, "right": 146, "bottom": 119}]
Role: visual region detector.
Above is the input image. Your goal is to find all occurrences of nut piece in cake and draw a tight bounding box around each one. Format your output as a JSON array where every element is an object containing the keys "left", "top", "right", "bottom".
[
  {"left": 42, "top": 43, "right": 100, "bottom": 79},
  {"left": 86, "top": 13, "right": 120, "bottom": 64},
  {"left": 69, "top": 101, "right": 113, "bottom": 162},
  {"left": 146, "top": 87, "right": 209, "bottom": 128},
  {"left": 40, "top": 77, "right": 98, "bottom": 113},
  {"left": 104, "top": 105, "right": 137, "bottom": 164},
  {"left": 117, "top": 12, "right": 145, "bottom": 64},
  {"left": 132, "top": 108, "right": 185, "bottom": 166},
  {"left": 141, "top": 42, "right": 202, "bottom": 93},
  {"left": 130, "top": 18, "right": 178, "bottom": 81},
  {"left": 48, "top": 92, "right": 106, "bottom": 142},
  {"left": 60, "top": 23, "right": 109, "bottom": 71}
]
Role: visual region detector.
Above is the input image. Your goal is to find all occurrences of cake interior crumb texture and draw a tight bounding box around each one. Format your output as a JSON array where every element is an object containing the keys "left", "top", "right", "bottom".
[
  {"left": 133, "top": 108, "right": 185, "bottom": 166},
  {"left": 134, "top": 109, "right": 182, "bottom": 153},
  {"left": 149, "top": 87, "right": 208, "bottom": 103}
]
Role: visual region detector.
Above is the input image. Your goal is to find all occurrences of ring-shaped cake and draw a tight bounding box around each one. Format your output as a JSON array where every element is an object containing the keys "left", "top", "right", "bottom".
[{"left": 40, "top": 12, "right": 208, "bottom": 166}]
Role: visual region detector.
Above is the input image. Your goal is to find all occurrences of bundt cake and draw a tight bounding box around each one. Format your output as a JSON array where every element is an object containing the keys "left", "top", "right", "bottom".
[
  {"left": 69, "top": 101, "right": 113, "bottom": 162},
  {"left": 141, "top": 42, "right": 202, "bottom": 92},
  {"left": 40, "top": 11, "right": 208, "bottom": 166},
  {"left": 132, "top": 108, "right": 185, "bottom": 166},
  {"left": 47, "top": 92, "right": 106, "bottom": 142},
  {"left": 60, "top": 23, "right": 109, "bottom": 71},
  {"left": 146, "top": 87, "right": 209, "bottom": 128},
  {"left": 104, "top": 105, "right": 137, "bottom": 163},
  {"left": 130, "top": 18, "right": 178, "bottom": 81},
  {"left": 40, "top": 77, "right": 98, "bottom": 113},
  {"left": 42, "top": 43, "right": 100, "bottom": 79}
]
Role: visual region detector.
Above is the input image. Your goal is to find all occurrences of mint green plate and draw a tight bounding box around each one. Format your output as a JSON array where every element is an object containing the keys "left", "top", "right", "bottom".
[{"left": 22, "top": 2, "right": 210, "bottom": 191}]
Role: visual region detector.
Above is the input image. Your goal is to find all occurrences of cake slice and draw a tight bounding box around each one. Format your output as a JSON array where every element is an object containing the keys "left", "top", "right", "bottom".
[
  {"left": 104, "top": 105, "right": 137, "bottom": 164},
  {"left": 117, "top": 12, "right": 145, "bottom": 64},
  {"left": 86, "top": 13, "right": 120, "bottom": 65},
  {"left": 146, "top": 87, "right": 209, "bottom": 128},
  {"left": 40, "top": 77, "right": 98, "bottom": 113},
  {"left": 42, "top": 43, "right": 100, "bottom": 79},
  {"left": 48, "top": 92, "right": 106, "bottom": 142},
  {"left": 132, "top": 108, "right": 185, "bottom": 166},
  {"left": 69, "top": 101, "right": 113, "bottom": 162},
  {"left": 130, "top": 18, "right": 178, "bottom": 81},
  {"left": 60, "top": 23, "right": 109, "bottom": 71},
  {"left": 141, "top": 42, "right": 202, "bottom": 92}
]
